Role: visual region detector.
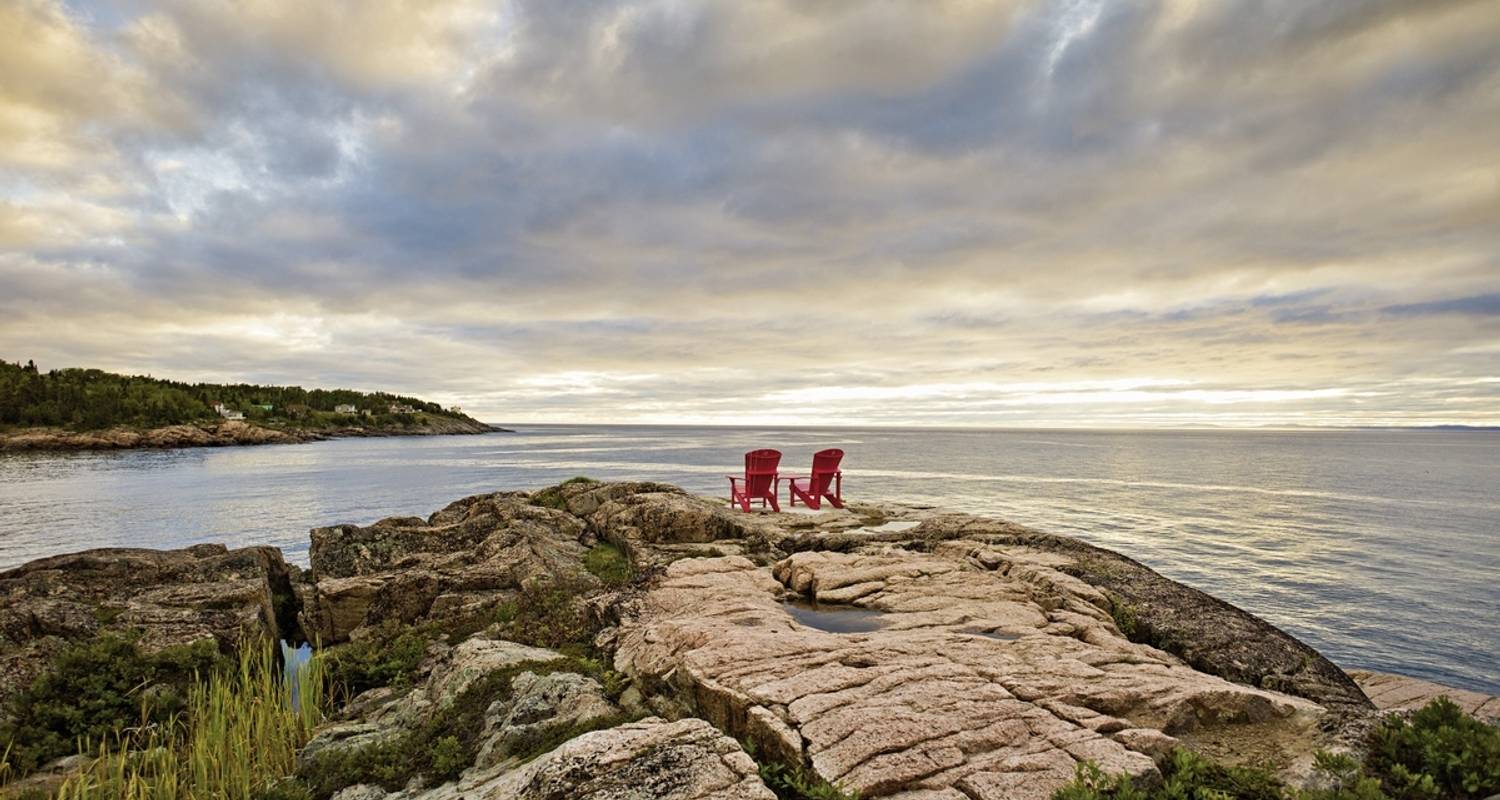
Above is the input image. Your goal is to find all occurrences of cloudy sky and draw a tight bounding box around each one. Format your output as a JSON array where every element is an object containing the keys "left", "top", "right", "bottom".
[{"left": 3, "top": 0, "right": 1498, "bottom": 426}]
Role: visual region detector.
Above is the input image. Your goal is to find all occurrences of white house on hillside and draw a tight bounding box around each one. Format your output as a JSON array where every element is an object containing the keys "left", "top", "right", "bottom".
[
  {"left": 213, "top": 403, "right": 245, "bottom": 421},
  {"left": 334, "top": 403, "right": 357, "bottom": 414}
]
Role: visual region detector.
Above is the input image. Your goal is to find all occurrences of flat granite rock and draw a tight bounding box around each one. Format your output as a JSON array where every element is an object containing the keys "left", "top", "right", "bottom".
[
  {"left": 615, "top": 553, "right": 1329, "bottom": 800},
  {"left": 1348, "top": 669, "right": 1500, "bottom": 722}
]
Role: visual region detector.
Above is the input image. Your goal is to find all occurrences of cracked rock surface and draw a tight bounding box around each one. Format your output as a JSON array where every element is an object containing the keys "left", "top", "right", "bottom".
[
  {"left": 616, "top": 552, "right": 1326, "bottom": 800},
  {"left": 378, "top": 717, "right": 773, "bottom": 800}
]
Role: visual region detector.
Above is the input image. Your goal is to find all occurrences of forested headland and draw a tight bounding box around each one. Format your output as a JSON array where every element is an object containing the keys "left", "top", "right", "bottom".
[{"left": 0, "top": 359, "right": 485, "bottom": 433}]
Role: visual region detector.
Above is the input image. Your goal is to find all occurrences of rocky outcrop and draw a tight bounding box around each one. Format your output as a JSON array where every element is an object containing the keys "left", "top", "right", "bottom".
[
  {"left": 0, "top": 421, "right": 304, "bottom": 450},
  {"left": 0, "top": 543, "right": 301, "bottom": 706},
  {"left": 394, "top": 718, "right": 774, "bottom": 800},
  {"left": 304, "top": 493, "right": 596, "bottom": 643},
  {"left": 5, "top": 480, "right": 1437, "bottom": 800},
  {"left": 615, "top": 554, "right": 1328, "bottom": 799},
  {"left": 0, "top": 416, "right": 503, "bottom": 452},
  {"left": 1348, "top": 670, "right": 1500, "bottom": 722},
  {"left": 536, "top": 480, "right": 780, "bottom": 566}
]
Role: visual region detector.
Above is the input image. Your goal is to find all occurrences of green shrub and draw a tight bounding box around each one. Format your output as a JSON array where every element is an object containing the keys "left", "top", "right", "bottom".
[
  {"left": 1052, "top": 699, "right": 1500, "bottom": 800},
  {"left": 323, "top": 626, "right": 432, "bottom": 700},
  {"left": 1106, "top": 594, "right": 1141, "bottom": 641},
  {"left": 429, "top": 735, "right": 467, "bottom": 780},
  {"left": 584, "top": 542, "right": 635, "bottom": 587},
  {"left": 740, "top": 738, "right": 859, "bottom": 800},
  {"left": 493, "top": 581, "right": 598, "bottom": 650},
  {"left": 0, "top": 633, "right": 227, "bottom": 775},
  {"left": 1366, "top": 697, "right": 1500, "bottom": 800},
  {"left": 1300, "top": 752, "right": 1390, "bottom": 800},
  {"left": 756, "top": 758, "right": 860, "bottom": 800},
  {"left": 1054, "top": 749, "right": 1286, "bottom": 800}
]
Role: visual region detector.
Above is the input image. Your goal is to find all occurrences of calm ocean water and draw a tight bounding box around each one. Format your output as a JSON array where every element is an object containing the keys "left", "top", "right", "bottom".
[{"left": 1, "top": 425, "right": 1496, "bottom": 694}]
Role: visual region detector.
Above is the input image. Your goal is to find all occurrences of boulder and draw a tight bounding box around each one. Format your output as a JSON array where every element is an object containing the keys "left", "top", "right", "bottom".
[
  {"left": 303, "top": 633, "right": 622, "bottom": 778},
  {"left": 0, "top": 543, "right": 301, "bottom": 706},
  {"left": 402, "top": 717, "right": 775, "bottom": 800},
  {"left": 615, "top": 554, "right": 1330, "bottom": 799},
  {"left": 305, "top": 493, "right": 594, "bottom": 642},
  {"left": 475, "top": 669, "right": 619, "bottom": 768}
]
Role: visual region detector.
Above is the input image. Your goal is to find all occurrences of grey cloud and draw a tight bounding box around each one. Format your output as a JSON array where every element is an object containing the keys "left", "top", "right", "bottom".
[
  {"left": 3, "top": 0, "right": 1499, "bottom": 426},
  {"left": 1384, "top": 294, "right": 1500, "bottom": 318}
]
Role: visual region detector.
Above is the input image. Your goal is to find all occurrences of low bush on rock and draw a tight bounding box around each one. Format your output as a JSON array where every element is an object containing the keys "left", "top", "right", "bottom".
[
  {"left": 1365, "top": 697, "right": 1500, "bottom": 799},
  {"left": 1053, "top": 698, "right": 1500, "bottom": 800},
  {"left": 493, "top": 581, "right": 599, "bottom": 650},
  {"left": 584, "top": 541, "right": 634, "bottom": 586},
  {"left": 0, "top": 633, "right": 227, "bottom": 775},
  {"left": 1054, "top": 749, "right": 1285, "bottom": 800},
  {"left": 743, "top": 740, "right": 860, "bottom": 800},
  {"left": 296, "top": 656, "right": 634, "bottom": 799},
  {"left": 322, "top": 625, "right": 432, "bottom": 700}
]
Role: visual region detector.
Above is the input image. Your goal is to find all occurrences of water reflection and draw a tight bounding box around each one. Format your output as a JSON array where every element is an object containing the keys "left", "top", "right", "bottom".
[{"left": 782, "top": 598, "right": 887, "bottom": 634}]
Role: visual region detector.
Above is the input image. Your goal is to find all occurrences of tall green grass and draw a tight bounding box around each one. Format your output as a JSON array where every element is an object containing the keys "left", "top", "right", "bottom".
[{"left": 46, "top": 641, "right": 326, "bottom": 800}]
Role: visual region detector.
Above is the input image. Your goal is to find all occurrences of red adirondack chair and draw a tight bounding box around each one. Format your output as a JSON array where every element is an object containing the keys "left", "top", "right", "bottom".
[
  {"left": 727, "top": 449, "right": 782, "bottom": 512},
  {"left": 787, "top": 448, "right": 844, "bottom": 510}
]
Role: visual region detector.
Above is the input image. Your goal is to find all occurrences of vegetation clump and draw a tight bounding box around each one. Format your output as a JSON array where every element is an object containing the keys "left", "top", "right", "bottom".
[
  {"left": 1365, "top": 697, "right": 1500, "bottom": 799},
  {"left": 1, "top": 641, "right": 326, "bottom": 800},
  {"left": 528, "top": 476, "right": 598, "bottom": 510},
  {"left": 0, "top": 633, "right": 227, "bottom": 775},
  {"left": 1052, "top": 698, "right": 1500, "bottom": 800},
  {"left": 322, "top": 625, "right": 433, "bottom": 701},
  {"left": 1106, "top": 594, "right": 1141, "bottom": 641},
  {"left": 493, "top": 580, "right": 601, "bottom": 651},
  {"left": 584, "top": 542, "right": 635, "bottom": 586},
  {"left": 743, "top": 741, "right": 859, "bottom": 800},
  {"left": 1054, "top": 749, "right": 1286, "bottom": 800}
]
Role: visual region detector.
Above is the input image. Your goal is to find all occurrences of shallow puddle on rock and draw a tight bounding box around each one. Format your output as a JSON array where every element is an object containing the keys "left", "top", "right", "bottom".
[{"left": 783, "top": 598, "right": 888, "bottom": 633}]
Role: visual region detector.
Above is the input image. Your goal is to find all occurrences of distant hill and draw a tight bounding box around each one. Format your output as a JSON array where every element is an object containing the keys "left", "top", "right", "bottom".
[{"left": 0, "top": 359, "right": 495, "bottom": 439}]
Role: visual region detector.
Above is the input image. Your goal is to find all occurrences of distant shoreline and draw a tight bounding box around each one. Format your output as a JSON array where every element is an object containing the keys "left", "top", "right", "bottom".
[{"left": 0, "top": 418, "right": 512, "bottom": 452}]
